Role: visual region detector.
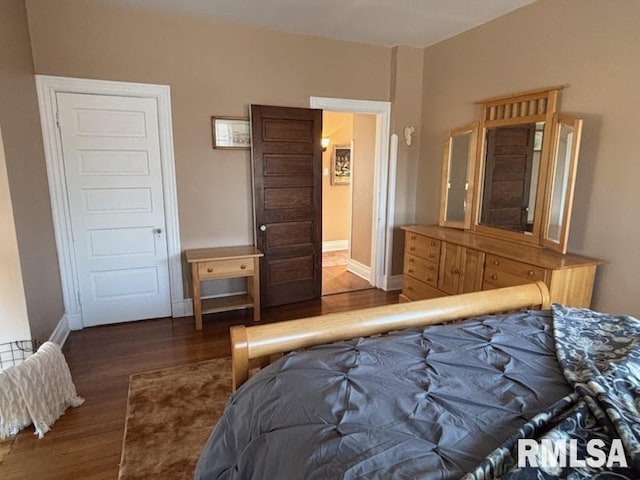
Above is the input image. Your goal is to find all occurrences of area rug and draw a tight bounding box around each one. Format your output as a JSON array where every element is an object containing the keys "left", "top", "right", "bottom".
[
  {"left": 118, "top": 357, "right": 232, "bottom": 480},
  {"left": 322, "top": 250, "right": 349, "bottom": 267}
]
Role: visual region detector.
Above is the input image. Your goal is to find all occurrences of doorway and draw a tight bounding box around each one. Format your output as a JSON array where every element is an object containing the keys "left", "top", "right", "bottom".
[
  {"left": 36, "top": 75, "right": 184, "bottom": 330},
  {"left": 311, "top": 96, "right": 392, "bottom": 294},
  {"left": 321, "top": 111, "right": 376, "bottom": 295}
]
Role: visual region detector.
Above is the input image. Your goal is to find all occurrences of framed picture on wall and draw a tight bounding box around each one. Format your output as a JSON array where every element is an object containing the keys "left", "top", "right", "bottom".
[
  {"left": 211, "top": 116, "right": 251, "bottom": 149},
  {"left": 331, "top": 144, "right": 351, "bottom": 185}
]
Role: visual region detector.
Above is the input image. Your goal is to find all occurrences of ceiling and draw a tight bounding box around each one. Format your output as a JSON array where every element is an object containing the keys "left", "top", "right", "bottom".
[{"left": 90, "top": 0, "right": 536, "bottom": 48}]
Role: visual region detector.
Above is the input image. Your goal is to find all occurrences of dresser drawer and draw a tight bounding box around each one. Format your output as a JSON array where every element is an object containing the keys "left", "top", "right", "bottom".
[
  {"left": 402, "top": 276, "right": 446, "bottom": 301},
  {"left": 483, "top": 255, "right": 547, "bottom": 289},
  {"left": 198, "top": 258, "right": 254, "bottom": 279},
  {"left": 404, "top": 253, "right": 438, "bottom": 287},
  {"left": 405, "top": 234, "right": 441, "bottom": 262}
]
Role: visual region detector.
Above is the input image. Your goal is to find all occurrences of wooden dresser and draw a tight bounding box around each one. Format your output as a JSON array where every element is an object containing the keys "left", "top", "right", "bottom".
[{"left": 400, "top": 225, "right": 602, "bottom": 307}]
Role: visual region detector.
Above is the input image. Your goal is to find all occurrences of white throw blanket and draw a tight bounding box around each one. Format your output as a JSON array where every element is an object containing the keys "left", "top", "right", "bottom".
[{"left": 0, "top": 342, "right": 84, "bottom": 439}]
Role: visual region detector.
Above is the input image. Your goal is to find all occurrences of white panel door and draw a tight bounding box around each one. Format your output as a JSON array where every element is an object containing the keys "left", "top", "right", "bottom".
[{"left": 57, "top": 92, "right": 171, "bottom": 326}]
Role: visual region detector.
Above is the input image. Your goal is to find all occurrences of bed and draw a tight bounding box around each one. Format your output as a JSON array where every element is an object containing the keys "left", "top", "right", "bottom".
[{"left": 195, "top": 282, "right": 640, "bottom": 479}]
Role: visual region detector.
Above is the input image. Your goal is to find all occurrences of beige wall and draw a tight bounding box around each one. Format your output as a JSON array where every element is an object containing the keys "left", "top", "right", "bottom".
[
  {"left": 25, "top": 0, "right": 392, "bottom": 296},
  {"left": 389, "top": 46, "right": 424, "bottom": 275},
  {"left": 418, "top": 0, "right": 640, "bottom": 315},
  {"left": 0, "top": 128, "right": 31, "bottom": 344},
  {"left": 0, "top": 0, "right": 63, "bottom": 342},
  {"left": 322, "top": 112, "right": 352, "bottom": 243},
  {"left": 351, "top": 114, "right": 376, "bottom": 266},
  {"left": 19, "top": 0, "right": 636, "bottom": 317}
]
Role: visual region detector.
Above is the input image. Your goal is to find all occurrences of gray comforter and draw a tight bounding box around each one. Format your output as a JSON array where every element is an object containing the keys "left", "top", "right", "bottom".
[{"left": 196, "top": 310, "right": 572, "bottom": 479}]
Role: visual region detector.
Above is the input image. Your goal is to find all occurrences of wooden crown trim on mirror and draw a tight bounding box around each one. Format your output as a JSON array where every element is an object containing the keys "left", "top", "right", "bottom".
[{"left": 478, "top": 86, "right": 563, "bottom": 128}]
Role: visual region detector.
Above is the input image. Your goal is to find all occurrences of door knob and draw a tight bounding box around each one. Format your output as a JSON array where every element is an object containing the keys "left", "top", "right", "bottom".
[
  {"left": 259, "top": 224, "right": 267, "bottom": 232},
  {"left": 153, "top": 228, "right": 162, "bottom": 235}
]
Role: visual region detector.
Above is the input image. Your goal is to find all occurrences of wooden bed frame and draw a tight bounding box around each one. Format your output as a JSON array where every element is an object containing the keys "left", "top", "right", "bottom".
[{"left": 230, "top": 281, "right": 551, "bottom": 391}]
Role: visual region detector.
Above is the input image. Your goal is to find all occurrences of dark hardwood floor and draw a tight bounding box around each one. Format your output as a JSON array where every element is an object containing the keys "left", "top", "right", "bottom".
[{"left": 0, "top": 288, "right": 398, "bottom": 479}]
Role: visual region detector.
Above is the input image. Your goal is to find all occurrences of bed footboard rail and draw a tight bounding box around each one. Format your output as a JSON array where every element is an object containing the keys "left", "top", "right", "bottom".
[{"left": 230, "top": 281, "right": 550, "bottom": 390}]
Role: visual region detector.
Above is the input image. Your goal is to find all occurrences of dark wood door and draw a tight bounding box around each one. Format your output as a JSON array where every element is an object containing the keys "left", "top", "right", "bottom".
[
  {"left": 481, "top": 124, "right": 536, "bottom": 232},
  {"left": 250, "top": 105, "right": 323, "bottom": 307}
]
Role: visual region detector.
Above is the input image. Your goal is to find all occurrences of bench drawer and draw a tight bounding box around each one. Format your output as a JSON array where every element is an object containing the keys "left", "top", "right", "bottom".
[{"left": 198, "top": 258, "right": 254, "bottom": 279}]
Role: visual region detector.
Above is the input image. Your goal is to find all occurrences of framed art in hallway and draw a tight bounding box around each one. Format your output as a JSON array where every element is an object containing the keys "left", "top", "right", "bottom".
[
  {"left": 211, "top": 116, "right": 251, "bottom": 149},
  {"left": 331, "top": 144, "right": 351, "bottom": 185}
]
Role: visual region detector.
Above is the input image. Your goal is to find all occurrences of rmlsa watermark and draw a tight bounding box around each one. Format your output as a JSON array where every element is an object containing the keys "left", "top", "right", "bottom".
[{"left": 517, "top": 439, "right": 628, "bottom": 469}]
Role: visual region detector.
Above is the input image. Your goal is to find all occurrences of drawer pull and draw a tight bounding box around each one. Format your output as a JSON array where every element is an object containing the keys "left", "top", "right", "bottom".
[
  {"left": 241, "top": 264, "right": 247, "bottom": 270},
  {"left": 493, "top": 260, "right": 500, "bottom": 266},
  {"left": 207, "top": 267, "right": 214, "bottom": 273},
  {"left": 409, "top": 258, "right": 415, "bottom": 263},
  {"left": 491, "top": 274, "right": 498, "bottom": 280},
  {"left": 410, "top": 235, "right": 416, "bottom": 240},
  {"left": 407, "top": 286, "right": 414, "bottom": 291},
  {"left": 408, "top": 269, "right": 414, "bottom": 273},
  {"left": 410, "top": 247, "right": 416, "bottom": 251},
  {"left": 527, "top": 270, "right": 535, "bottom": 277}
]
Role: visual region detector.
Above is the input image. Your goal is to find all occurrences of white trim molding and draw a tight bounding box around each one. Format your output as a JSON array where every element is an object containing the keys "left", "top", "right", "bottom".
[
  {"left": 48, "top": 314, "right": 71, "bottom": 346},
  {"left": 322, "top": 240, "right": 349, "bottom": 252},
  {"left": 35, "top": 75, "right": 184, "bottom": 330},
  {"left": 385, "top": 134, "right": 399, "bottom": 284},
  {"left": 171, "top": 299, "right": 191, "bottom": 318},
  {"left": 310, "top": 96, "right": 391, "bottom": 290},
  {"left": 382, "top": 274, "right": 404, "bottom": 292},
  {"left": 347, "top": 259, "right": 372, "bottom": 283}
]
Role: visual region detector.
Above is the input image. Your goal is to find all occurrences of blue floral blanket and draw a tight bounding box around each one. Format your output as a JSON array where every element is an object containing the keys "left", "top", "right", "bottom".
[{"left": 465, "top": 304, "right": 640, "bottom": 479}]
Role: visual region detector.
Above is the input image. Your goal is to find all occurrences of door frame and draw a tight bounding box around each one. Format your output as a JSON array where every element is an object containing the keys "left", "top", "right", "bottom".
[
  {"left": 310, "top": 97, "right": 393, "bottom": 289},
  {"left": 35, "top": 75, "right": 185, "bottom": 330}
]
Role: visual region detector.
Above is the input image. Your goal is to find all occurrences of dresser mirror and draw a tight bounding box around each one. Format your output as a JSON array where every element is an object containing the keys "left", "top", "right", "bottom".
[
  {"left": 433, "top": 86, "right": 584, "bottom": 254},
  {"left": 479, "top": 122, "right": 545, "bottom": 234},
  {"left": 542, "top": 114, "right": 582, "bottom": 253},
  {"left": 439, "top": 123, "right": 477, "bottom": 229}
]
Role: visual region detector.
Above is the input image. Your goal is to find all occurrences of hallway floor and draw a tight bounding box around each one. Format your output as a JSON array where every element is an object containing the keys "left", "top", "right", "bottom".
[{"left": 322, "top": 250, "right": 372, "bottom": 296}]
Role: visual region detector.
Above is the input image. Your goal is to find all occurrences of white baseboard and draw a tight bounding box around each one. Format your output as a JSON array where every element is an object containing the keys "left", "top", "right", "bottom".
[
  {"left": 347, "top": 259, "right": 371, "bottom": 282},
  {"left": 382, "top": 274, "right": 403, "bottom": 292},
  {"left": 171, "top": 299, "right": 191, "bottom": 318},
  {"left": 66, "top": 312, "right": 83, "bottom": 331},
  {"left": 322, "top": 240, "right": 349, "bottom": 252},
  {"left": 49, "top": 314, "right": 71, "bottom": 346},
  {"left": 178, "top": 291, "right": 248, "bottom": 317},
  {"left": 179, "top": 299, "right": 194, "bottom": 317}
]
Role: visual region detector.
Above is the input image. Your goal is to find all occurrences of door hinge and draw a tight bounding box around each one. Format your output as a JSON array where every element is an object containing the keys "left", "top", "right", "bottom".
[
  {"left": 56, "top": 111, "right": 61, "bottom": 129},
  {"left": 77, "top": 290, "right": 82, "bottom": 306}
]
